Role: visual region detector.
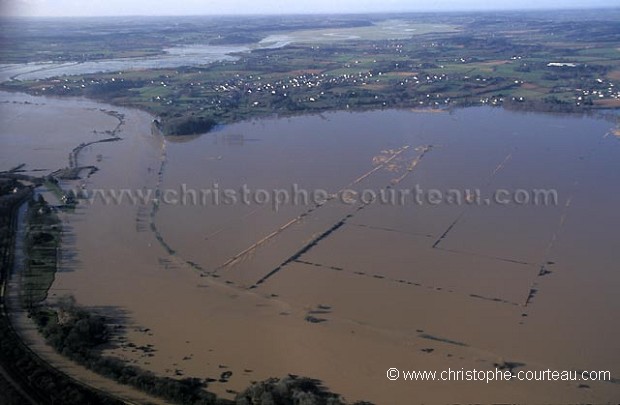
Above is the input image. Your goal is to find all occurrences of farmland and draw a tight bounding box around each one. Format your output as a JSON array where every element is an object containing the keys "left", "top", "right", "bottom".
[{"left": 3, "top": 10, "right": 620, "bottom": 134}]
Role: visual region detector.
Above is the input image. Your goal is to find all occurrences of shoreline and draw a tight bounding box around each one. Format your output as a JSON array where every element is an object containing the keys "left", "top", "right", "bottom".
[
  {"left": 2, "top": 88, "right": 619, "bottom": 404},
  {"left": 0, "top": 93, "right": 179, "bottom": 404},
  {"left": 2, "top": 9, "right": 620, "bottom": 402}
]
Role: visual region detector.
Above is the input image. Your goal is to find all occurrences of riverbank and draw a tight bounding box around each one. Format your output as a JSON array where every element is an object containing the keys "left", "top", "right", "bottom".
[
  {"left": 2, "top": 44, "right": 620, "bottom": 402},
  {"left": 0, "top": 174, "right": 128, "bottom": 405},
  {"left": 3, "top": 11, "right": 620, "bottom": 137},
  {"left": 0, "top": 93, "right": 181, "bottom": 404}
]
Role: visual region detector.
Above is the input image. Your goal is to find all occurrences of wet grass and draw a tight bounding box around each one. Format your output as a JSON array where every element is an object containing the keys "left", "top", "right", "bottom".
[{"left": 22, "top": 198, "right": 62, "bottom": 307}]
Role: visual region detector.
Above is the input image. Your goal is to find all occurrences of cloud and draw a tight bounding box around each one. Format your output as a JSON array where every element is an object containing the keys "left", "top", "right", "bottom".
[{"left": 1, "top": 0, "right": 45, "bottom": 16}]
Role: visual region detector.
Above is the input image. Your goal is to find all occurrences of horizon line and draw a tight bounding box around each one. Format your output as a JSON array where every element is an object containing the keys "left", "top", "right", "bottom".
[{"left": 2, "top": 5, "right": 619, "bottom": 19}]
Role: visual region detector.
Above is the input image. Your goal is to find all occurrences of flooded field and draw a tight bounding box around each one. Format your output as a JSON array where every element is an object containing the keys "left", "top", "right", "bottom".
[
  {"left": 0, "top": 92, "right": 122, "bottom": 172},
  {"left": 259, "top": 20, "right": 458, "bottom": 46},
  {"left": 1, "top": 90, "right": 619, "bottom": 403},
  {"left": 0, "top": 40, "right": 286, "bottom": 81}
]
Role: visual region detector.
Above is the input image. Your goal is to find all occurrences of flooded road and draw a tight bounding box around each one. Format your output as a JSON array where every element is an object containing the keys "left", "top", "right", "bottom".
[{"left": 1, "top": 90, "right": 619, "bottom": 403}]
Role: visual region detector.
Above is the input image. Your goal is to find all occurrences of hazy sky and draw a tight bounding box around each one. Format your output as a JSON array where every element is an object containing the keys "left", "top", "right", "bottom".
[{"left": 1, "top": 0, "right": 618, "bottom": 17}]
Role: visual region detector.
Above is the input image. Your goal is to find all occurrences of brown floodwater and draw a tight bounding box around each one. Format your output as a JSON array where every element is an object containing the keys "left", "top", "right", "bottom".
[
  {"left": 2, "top": 91, "right": 619, "bottom": 403},
  {"left": 0, "top": 92, "right": 122, "bottom": 172}
]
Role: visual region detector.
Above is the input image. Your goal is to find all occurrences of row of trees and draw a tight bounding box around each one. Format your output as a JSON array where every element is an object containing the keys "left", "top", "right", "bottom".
[
  {"left": 237, "top": 375, "right": 373, "bottom": 405},
  {"left": 32, "top": 297, "right": 230, "bottom": 405},
  {"left": 0, "top": 185, "right": 122, "bottom": 405},
  {"left": 33, "top": 300, "right": 375, "bottom": 404}
]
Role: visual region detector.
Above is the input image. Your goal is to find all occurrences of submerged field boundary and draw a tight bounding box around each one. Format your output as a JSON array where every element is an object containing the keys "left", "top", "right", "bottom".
[{"left": 249, "top": 145, "right": 432, "bottom": 287}]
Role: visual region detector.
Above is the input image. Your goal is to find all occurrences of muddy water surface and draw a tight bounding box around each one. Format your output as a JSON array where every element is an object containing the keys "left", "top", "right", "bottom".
[{"left": 2, "top": 92, "right": 619, "bottom": 403}]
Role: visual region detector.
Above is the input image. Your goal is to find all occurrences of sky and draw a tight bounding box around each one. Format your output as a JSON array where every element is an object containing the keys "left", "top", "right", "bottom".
[{"left": 1, "top": 0, "right": 618, "bottom": 17}]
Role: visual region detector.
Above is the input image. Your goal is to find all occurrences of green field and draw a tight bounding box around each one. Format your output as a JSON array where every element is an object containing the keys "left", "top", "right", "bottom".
[
  {"left": 2, "top": 11, "right": 620, "bottom": 134},
  {"left": 22, "top": 197, "right": 61, "bottom": 307}
]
